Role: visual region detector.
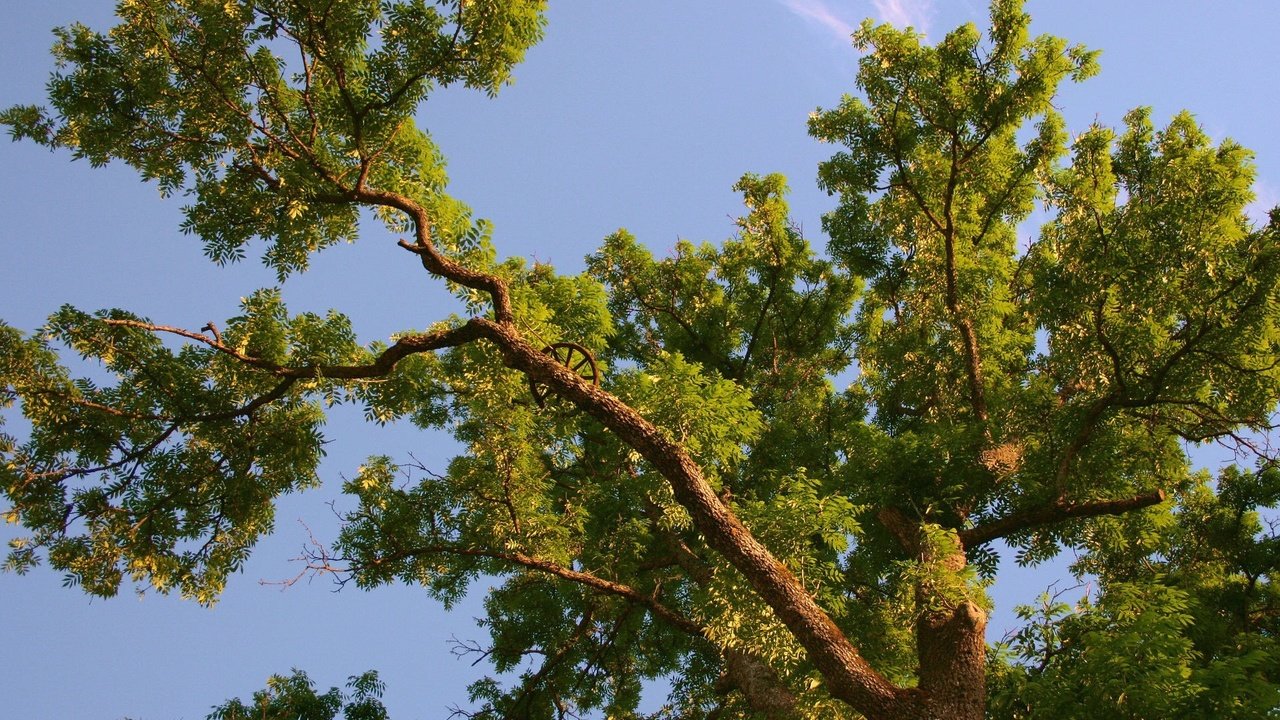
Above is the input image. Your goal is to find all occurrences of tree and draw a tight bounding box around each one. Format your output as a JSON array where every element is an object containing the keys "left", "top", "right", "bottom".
[
  {"left": 2, "top": 1, "right": 1279, "bottom": 718},
  {"left": 206, "top": 670, "right": 389, "bottom": 720}
]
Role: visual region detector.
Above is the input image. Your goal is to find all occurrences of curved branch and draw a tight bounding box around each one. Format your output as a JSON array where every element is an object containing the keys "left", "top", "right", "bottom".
[{"left": 344, "top": 185, "right": 515, "bottom": 322}]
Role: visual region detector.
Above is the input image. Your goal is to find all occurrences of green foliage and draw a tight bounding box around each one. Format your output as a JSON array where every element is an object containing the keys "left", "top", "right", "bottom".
[
  {"left": 0, "top": 295, "right": 342, "bottom": 603},
  {"left": 0, "top": 0, "right": 546, "bottom": 279},
  {"left": 991, "top": 583, "right": 1202, "bottom": 719},
  {"left": 990, "top": 467, "right": 1280, "bottom": 719},
  {"left": 3, "top": 0, "right": 1280, "bottom": 717},
  {"left": 207, "top": 669, "right": 388, "bottom": 720}
]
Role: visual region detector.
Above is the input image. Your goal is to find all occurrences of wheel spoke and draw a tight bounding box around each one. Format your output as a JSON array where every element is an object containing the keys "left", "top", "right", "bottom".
[{"left": 528, "top": 342, "right": 599, "bottom": 408}]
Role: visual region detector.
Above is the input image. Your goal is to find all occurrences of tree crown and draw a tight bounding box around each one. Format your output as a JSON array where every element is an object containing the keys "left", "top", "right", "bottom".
[{"left": 3, "top": 1, "right": 1279, "bottom": 718}]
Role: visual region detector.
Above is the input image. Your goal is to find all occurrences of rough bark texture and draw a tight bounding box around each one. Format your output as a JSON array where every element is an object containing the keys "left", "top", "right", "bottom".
[
  {"left": 917, "top": 600, "right": 988, "bottom": 719},
  {"left": 960, "top": 490, "right": 1167, "bottom": 547},
  {"left": 720, "top": 649, "right": 802, "bottom": 720}
]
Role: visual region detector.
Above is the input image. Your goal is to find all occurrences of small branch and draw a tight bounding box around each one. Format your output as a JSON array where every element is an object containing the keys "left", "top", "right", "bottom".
[
  {"left": 1053, "top": 395, "right": 1114, "bottom": 495},
  {"left": 103, "top": 317, "right": 486, "bottom": 379},
  {"left": 200, "top": 322, "right": 223, "bottom": 345},
  {"left": 739, "top": 271, "right": 780, "bottom": 380},
  {"left": 30, "top": 423, "right": 179, "bottom": 484},
  {"left": 502, "top": 610, "right": 595, "bottom": 720},
  {"left": 380, "top": 545, "right": 702, "bottom": 637},
  {"left": 447, "top": 635, "right": 492, "bottom": 667}
]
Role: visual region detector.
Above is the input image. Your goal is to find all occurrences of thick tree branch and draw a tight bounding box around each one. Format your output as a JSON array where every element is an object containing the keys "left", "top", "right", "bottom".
[
  {"left": 958, "top": 489, "right": 1167, "bottom": 548},
  {"left": 719, "top": 649, "right": 802, "bottom": 720},
  {"left": 647, "top": 507, "right": 802, "bottom": 718},
  {"left": 464, "top": 317, "right": 917, "bottom": 717}
]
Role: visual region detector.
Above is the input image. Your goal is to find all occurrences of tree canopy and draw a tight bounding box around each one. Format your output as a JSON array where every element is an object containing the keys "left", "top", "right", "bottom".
[{"left": 3, "top": 1, "right": 1280, "bottom": 718}]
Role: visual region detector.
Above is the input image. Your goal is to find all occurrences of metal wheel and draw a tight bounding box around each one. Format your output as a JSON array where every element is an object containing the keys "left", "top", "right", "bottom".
[{"left": 530, "top": 342, "right": 600, "bottom": 408}]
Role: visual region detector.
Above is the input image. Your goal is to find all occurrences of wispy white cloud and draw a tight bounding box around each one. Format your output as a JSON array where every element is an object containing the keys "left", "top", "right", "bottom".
[
  {"left": 871, "top": 0, "right": 934, "bottom": 34},
  {"left": 776, "top": 0, "right": 935, "bottom": 45},
  {"left": 777, "top": 0, "right": 857, "bottom": 44}
]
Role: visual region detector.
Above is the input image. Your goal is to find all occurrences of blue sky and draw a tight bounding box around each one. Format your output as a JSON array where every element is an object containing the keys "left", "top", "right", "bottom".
[{"left": 2, "top": 1, "right": 1279, "bottom": 718}]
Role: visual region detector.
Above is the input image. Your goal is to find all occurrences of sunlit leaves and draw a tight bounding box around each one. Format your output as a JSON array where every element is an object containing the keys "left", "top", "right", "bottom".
[
  {"left": 1031, "top": 109, "right": 1280, "bottom": 441},
  {"left": 992, "top": 583, "right": 1202, "bottom": 719},
  {"left": 0, "top": 292, "right": 406, "bottom": 602},
  {"left": 990, "top": 466, "right": 1280, "bottom": 719},
  {"left": 207, "top": 669, "right": 388, "bottom": 720},
  {"left": 810, "top": 1, "right": 1082, "bottom": 488},
  {"left": 2, "top": 0, "right": 546, "bottom": 278}
]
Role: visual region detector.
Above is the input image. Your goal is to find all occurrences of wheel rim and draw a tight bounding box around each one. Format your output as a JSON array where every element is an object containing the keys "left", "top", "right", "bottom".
[{"left": 529, "top": 342, "right": 600, "bottom": 408}]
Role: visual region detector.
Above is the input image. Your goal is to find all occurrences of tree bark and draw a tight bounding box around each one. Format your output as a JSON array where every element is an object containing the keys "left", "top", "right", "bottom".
[
  {"left": 916, "top": 599, "right": 988, "bottom": 719},
  {"left": 719, "top": 649, "right": 802, "bottom": 720}
]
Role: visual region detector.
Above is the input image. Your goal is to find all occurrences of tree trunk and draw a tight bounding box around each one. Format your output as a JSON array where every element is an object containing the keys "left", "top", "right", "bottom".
[
  {"left": 871, "top": 515, "right": 990, "bottom": 719},
  {"left": 913, "top": 599, "right": 988, "bottom": 719}
]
